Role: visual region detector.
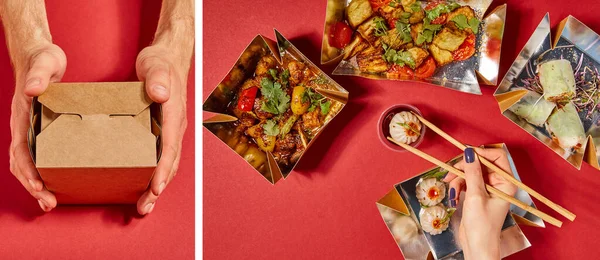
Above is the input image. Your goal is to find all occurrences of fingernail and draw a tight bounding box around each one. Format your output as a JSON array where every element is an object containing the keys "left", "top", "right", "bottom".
[
  {"left": 145, "top": 202, "right": 155, "bottom": 214},
  {"left": 153, "top": 85, "right": 168, "bottom": 96},
  {"left": 38, "top": 199, "right": 47, "bottom": 210},
  {"left": 451, "top": 199, "right": 457, "bottom": 208},
  {"left": 465, "top": 148, "right": 475, "bottom": 163},
  {"left": 28, "top": 179, "right": 38, "bottom": 191},
  {"left": 158, "top": 182, "right": 166, "bottom": 195},
  {"left": 26, "top": 78, "right": 41, "bottom": 89},
  {"left": 449, "top": 188, "right": 456, "bottom": 200}
]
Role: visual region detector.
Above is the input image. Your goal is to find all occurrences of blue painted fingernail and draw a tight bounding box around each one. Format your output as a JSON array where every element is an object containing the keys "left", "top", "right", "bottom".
[
  {"left": 449, "top": 188, "right": 456, "bottom": 200},
  {"left": 451, "top": 199, "right": 457, "bottom": 208},
  {"left": 465, "top": 148, "right": 475, "bottom": 163}
]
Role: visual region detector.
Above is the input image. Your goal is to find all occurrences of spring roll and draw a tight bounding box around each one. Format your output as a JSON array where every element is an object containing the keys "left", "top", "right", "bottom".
[
  {"left": 538, "top": 59, "right": 576, "bottom": 103},
  {"left": 508, "top": 90, "right": 556, "bottom": 126},
  {"left": 545, "top": 102, "right": 586, "bottom": 150}
]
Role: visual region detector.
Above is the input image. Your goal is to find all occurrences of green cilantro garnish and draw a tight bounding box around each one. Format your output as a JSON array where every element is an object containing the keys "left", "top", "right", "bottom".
[
  {"left": 306, "top": 88, "right": 332, "bottom": 116},
  {"left": 425, "top": 2, "right": 460, "bottom": 21},
  {"left": 373, "top": 17, "right": 388, "bottom": 37},
  {"left": 450, "top": 14, "right": 480, "bottom": 34},
  {"left": 268, "top": 68, "right": 278, "bottom": 80},
  {"left": 263, "top": 120, "right": 280, "bottom": 136},
  {"left": 416, "top": 19, "right": 442, "bottom": 45},
  {"left": 279, "top": 69, "right": 290, "bottom": 85},
  {"left": 395, "top": 21, "right": 412, "bottom": 43},
  {"left": 410, "top": 1, "right": 422, "bottom": 12},
  {"left": 382, "top": 44, "right": 416, "bottom": 69},
  {"left": 397, "top": 122, "right": 420, "bottom": 136},
  {"left": 260, "top": 77, "right": 290, "bottom": 114}
]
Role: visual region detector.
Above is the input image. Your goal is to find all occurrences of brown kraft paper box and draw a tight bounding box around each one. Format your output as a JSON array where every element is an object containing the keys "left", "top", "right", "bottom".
[{"left": 28, "top": 82, "right": 162, "bottom": 204}]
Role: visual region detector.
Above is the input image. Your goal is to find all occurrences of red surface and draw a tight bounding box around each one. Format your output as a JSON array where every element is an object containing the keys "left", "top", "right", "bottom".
[
  {"left": 203, "top": 0, "right": 600, "bottom": 259},
  {"left": 0, "top": 1, "right": 194, "bottom": 259}
]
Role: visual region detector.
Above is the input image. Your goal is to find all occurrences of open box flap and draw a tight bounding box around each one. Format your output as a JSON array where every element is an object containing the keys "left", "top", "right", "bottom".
[
  {"left": 376, "top": 187, "right": 410, "bottom": 216},
  {"left": 36, "top": 115, "right": 157, "bottom": 168},
  {"left": 38, "top": 82, "right": 152, "bottom": 116}
]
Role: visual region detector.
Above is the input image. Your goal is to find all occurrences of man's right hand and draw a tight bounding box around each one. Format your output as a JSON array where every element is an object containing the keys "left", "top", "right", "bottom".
[{"left": 9, "top": 42, "right": 66, "bottom": 212}]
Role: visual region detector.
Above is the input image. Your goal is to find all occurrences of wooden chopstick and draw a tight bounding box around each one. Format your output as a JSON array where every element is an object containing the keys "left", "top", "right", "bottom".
[
  {"left": 386, "top": 137, "right": 563, "bottom": 228},
  {"left": 410, "top": 112, "right": 576, "bottom": 221}
]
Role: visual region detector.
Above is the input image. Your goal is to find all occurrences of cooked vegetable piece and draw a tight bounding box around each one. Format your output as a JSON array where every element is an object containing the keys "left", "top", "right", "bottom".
[
  {"left": 288, "top": 60, "right": 307, "bottom": 86},
  {"left": 387, "top": 64, "right": 414, "bottom": 79},
  {"left": 446, "top": 6, "right": 477, "bottom": 33},
  {"left": 255, "top": 55, "right": 278, "bottom": 76},
  {"left": 347, "top": 0, "right": 374, "bottom": 28},
  {"left": 539, "top": 60, "right": 576, "bottom": 104},
  {"left": 328, "top": 21, "right": 354, "bottom": 48},
  {"left": 358, "top": 16, "right": 385, "bottom": 44},
  {"left": 383, "top": 45, "right": 416, "bottom": 69},
  {"left": 380, "top": 28, "right": 409, "bottom": 49},
  {"left": 237, "top": 86, "right": 258, "bottom": 111},
  {"left": 432, "top": 27, "right": 467, "bottom": 51},
  {"left": 357, "top": 46, "right": 389, "bottom": 73},
  {"left": 243, "top": 146, "right": 267, "bottom": 169},
  {"left": 279, "top": 115, "right": 299, "bottom": 138},
  {"left": 450, "top": 14, "right": 480, "bottom": 34},
  {"left": 451, "top": 33, "right": 476, "bottom": 61},
  {"left": 343, "top": 34, "right": 370, "bottom": 59},
  {"left": 406, "top": 47, "right": 429, "bottom": 68},
  {"left": 428, "top": 43, "right": 454, "bottom": 66},
  {"left": 414, "top": 56, "right": 436, "bottom": 78},
  {"left": 546, "top": 102, "right": 586, "bottom": 150},
  {"left": 508, "top": 90, "right": 556, "bottom": 126},
  {"left": 291, "top": 86, "right": 310, "bottom": 115}
]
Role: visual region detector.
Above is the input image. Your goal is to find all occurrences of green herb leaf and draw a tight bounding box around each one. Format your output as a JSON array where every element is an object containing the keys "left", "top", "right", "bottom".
[
  {"left": 373, "top": 17, "right": 388, "bottom": 37},
  {"left": 320, "top": 100, "right": 331, "bottom": 115},
  {"left": 280, "top": 69, "right": 290, "bottom": 85},
  {"left": 268, "top": 68, "right": 278, "bottom": 80},
  {"left": 260, "top": 77, "right": 290, "bottom": 115},
  {"left": 416, "top": 19, "right": 442, "bottom": 45},
  {"left": 450, "top": 14, "right": 480, "bottom": 34},
  {"left": 425, "top": 2, "right": 460, "bottom": 21},
  {"left": 410, "top": 1, "right": 422, "bottom": 12},
  {"left": 395, "top": 21, "right": 412, "bottom": 43},
  {"left": 263, "top": 120, "right": 280, "bottom": 136},
  {"left": 383, "top": 48, "right": 416, "bottom": 69}
]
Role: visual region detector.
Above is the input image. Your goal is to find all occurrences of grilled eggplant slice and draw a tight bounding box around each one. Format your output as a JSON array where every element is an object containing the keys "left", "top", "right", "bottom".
[
  {"left": 446, "top": 6, "right": 477, "bottom": 33},
  {"left": 406, "top": 47, "right": 429, "bottom": 68},
  {"left": 343, "top": 34, "right": 370, "bottom": 59},
  {"left": 432, "top": 28, "right": 467, "bottom": 51},
  {"left": 357, "top": 46, "right": 389, "bottom": 73},
  {"left": 357, "top": 16, "right": 383, "bottom": 45},
  {"left": 380, "top": 28, "right": 410, "bottom": 49},
  {"left": 428, "top": 44, "right": 454, "bottom": 66}
]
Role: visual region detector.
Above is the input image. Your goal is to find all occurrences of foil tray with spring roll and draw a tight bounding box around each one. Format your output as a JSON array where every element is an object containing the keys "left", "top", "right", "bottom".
[{"left": 495, "top": 14, "right": 600, "bottom": 170}]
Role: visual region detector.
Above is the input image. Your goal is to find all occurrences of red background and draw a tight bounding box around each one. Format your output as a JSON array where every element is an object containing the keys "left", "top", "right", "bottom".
[
  {"left": 0, "top": 0, "right": 195, "bottom": 259},
  {"left": 204, "top": 0, "right": 600, "bottom": 259}
]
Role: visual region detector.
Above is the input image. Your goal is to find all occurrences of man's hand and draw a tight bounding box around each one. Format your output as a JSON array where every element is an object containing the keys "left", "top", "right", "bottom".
[
  {"left": 134, "top": 0, "right": 194, "bottom": 215},
  {"left": 9, "top": 43, "right": 66, "bottom": 212}
]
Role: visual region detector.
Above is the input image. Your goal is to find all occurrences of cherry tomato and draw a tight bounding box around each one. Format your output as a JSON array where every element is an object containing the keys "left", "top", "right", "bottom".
[
  {"left": 237, "top": 86, "right": 259, "bottom": 111},
  {"left": 369, "top": 0, "right": 391, "bottom": 9},
  {"left": 328, "top": 21, "right": 353, "bottom": 49},
  {"left": 387, "top": 64, "right": 415, "bottom": 80},
  {"left": 414, "top": 57, "right": 437, "bottom": 79},
  {"left": 425, "top": 1, "right": 448, "bottom": 25},
  {"left": 452, "top": 33, "right": 476, "bottom": 61}
]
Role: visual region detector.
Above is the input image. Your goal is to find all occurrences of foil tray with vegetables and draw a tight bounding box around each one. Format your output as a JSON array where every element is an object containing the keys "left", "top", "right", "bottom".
[
  {"left": 376, "top": 144, "right": 543, "bottom": 259},
  {"left": 495, "top": 14, "right": 600, "bottom": 170},
  {"left": 321, "top": 0, "right": 506, "bottom": 94},
  {"left": 203, "top": 30, "right": 349, "bottom": 184}
]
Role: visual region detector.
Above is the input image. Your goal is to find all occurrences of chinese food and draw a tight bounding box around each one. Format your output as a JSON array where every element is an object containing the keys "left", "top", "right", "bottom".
[
  {"left": 546, "top": 102, "right": 586, "bottom": 150},
  {"left": 229, "top": 54, "right": 337, "bottom": 170},
  {"left": 389, "top": 111, "right": 422, "bottom": 144},
  {"left": 507, "top": 89, "right": 556, "bottom": 127},
  {"left": 419, "top": 205, "right": 453, "bottom": 235},
  {"left": 337, "top": 0, "right": 481, "bottom": 79},
  {"left": 416, "top": 177, "right": 446, "bottom": 206},
  {"left": 539, "top": 59, "right": 576, "bottom": 104}
]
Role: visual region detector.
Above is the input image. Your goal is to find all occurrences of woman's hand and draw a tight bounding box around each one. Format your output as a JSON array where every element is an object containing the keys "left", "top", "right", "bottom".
[
  {"left": 9, "top": 42, "right": 67, "bottom": 212},
  {"left": 443, "top": 147, "right": 518, "bottom": 260}
]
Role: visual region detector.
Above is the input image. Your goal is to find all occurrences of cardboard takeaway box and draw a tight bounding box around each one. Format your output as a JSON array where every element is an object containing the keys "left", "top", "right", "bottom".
[
  {"left": 27, "top": 82, "right": 162, "bottom": 204},
  {"left": 377, "top": 144, "right": 544, "bottom": 259},
  {"left": 494, "top": 14, "right": 600, "bottom": 170}
]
